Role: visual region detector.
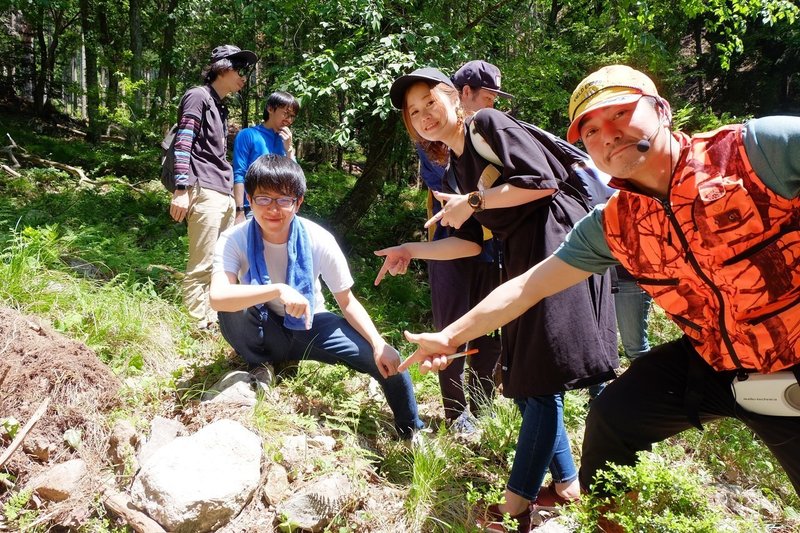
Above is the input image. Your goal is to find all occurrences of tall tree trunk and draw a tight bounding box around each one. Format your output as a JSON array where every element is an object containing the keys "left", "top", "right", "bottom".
[
  {"left": 33, "top": 9, "right": 47, "bottom": 115},
  {"left": 151, "top": 0, "right": 179, "bottom": 121},
  {"left": 547, "top": 0, "right": 562, "bottom": 30},
  {"left": 80, "top": 0, "right": 101, "bottom": 142},
  {"left": 97, "top": 5, "right": 120, "bottom": 112},
  {"left": 693, "top": 18, "right": 706, "bottom": 107},
  {"left": 331, "top": 113, "right": 399, "bottom": 237},
  {"left": 129, "top": 0, "right": 143, "bottom": 144}
]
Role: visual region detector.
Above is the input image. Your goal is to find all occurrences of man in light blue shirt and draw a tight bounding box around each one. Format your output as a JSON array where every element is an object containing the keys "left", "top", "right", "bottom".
[{"left": 232, "top": 91, "right": 299, "bottom": 222}]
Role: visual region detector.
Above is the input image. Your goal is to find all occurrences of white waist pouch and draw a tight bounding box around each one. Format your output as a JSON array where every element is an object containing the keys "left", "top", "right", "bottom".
[{"left": 732, "top": 371, "right": 800, "bottom": 417}]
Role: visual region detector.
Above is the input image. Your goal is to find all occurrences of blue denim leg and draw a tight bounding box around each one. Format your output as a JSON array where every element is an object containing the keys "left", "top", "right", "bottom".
[
  {"left": 218, "top": 307, "right": 292, "bottom": 367},
  {"left": 507, "top": 394, "right": 578, "bottom": 500},
  {"left": 287, "top": 312, "right": 424, "bottom": 438},
  {"left": 614, "top": 279, "right": 653, "bottom": 360}
]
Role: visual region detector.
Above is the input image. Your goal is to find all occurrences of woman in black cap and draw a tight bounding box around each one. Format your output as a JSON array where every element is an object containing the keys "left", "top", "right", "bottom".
[{"left": 375, "top": 68, "right": 618, "bottom": 531}]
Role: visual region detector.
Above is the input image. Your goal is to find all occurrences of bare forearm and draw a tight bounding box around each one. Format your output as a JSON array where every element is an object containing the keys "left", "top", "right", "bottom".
[
  {"left": 483, "top": 183, "right": 555, "bottom": 209},
  {"left": 234, "top": 183, "right": 245, "bottom": 208},
  {"left": 338, "top": 295, "right": 383, "bottom": 350},
  {"left": 405, "top": 237, "right": 481, "bottom": 260},
  {"left": 209, "top": 280, "right": 284, "bottom": 312},
  {"left": 442, "top": 256, "right": 592, "bottom": 347}
]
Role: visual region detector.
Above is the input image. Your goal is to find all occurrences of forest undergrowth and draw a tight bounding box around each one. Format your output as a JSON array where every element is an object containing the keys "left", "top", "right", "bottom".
[{"left": 0, "top": 109, "right": 798, "bottom": 532}]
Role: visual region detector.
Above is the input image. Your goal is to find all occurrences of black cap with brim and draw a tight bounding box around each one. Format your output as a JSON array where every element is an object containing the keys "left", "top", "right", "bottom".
[
  {"left": 211, "top": 45, "right": 258, "bottom": 66},
  {"left": 484, "top": 87, "right": 514, "bottom": 100},
  {"left": 389, "top": 67, "right": 454, "bottom": 109}
]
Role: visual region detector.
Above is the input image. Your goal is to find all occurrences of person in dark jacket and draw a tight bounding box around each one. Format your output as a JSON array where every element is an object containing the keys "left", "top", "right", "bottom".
[
  {"left": 376, "top": 67, "right": 618, "bottom": 532},
  {"left": 169, "top": 45, "right": 257, "bottom": 330}
]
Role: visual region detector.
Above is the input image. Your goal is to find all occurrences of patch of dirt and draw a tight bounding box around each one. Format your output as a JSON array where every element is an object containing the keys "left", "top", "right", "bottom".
[{"left": 0, "top": 306, "right": 122, "bottom": 487}]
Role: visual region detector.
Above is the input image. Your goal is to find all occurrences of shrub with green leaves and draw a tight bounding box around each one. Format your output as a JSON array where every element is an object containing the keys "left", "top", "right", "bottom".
[{"left": 566, "top": 448, "right": 748, "bottom": 532}]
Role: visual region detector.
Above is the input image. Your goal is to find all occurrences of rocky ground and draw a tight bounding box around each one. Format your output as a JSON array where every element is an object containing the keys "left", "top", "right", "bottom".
[
  {"left": 0, "top": 306, "right": 426, "bottom": 532},
  {"left": 1, "top": 304, "right": 797, "bottom": 532}
]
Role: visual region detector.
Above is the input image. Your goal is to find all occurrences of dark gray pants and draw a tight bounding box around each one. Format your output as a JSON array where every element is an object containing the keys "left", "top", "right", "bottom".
[
  {"left": 428, "top": 256, "right": 502, "bottom": 421},
  {"left": 580, "top": 337, "right": 800, "bottom": 495}
]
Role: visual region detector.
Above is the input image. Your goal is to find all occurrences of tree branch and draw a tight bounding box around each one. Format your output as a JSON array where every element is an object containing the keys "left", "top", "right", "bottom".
[
  {"left": 0, "top": 397, "right": 50, "bottom": 468},
  {"left": 457, "top": 0, "right": 515, "bottom": 38}
]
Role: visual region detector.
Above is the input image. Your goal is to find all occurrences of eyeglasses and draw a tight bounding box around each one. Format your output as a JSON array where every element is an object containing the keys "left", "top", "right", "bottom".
[
  {"left": 251, "top": 195, "right": 297, "bottom": 208},
  {"left": 234, "top": 65, "right": 251, "bottom": 78},
  {"left": 278, "top": 108, "right": 297, "bottom": 121}
]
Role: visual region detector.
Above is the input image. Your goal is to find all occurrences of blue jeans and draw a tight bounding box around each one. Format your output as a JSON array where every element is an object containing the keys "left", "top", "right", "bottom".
[
  {"left": 590, "top": 279, "right": 653, "bottom": 399},
  {"left": 218, "top": 307, "right": 424, "bottom": 438},
  {"left": 614, "top": 278, "right": 652, "bottom": 360},
  {"left": 507, "top": 394, "right": 578, "bottom": 500}
]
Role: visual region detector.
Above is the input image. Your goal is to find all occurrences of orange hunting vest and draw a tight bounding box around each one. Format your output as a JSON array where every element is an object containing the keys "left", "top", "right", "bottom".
[{"left": 603, "top": 125, "right": 800, "bottom": 373}]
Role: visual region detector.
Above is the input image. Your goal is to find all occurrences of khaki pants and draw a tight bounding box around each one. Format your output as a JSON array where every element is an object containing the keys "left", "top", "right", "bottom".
[{"left": 182, "top": 184, "right": 235, "bottom": 326}]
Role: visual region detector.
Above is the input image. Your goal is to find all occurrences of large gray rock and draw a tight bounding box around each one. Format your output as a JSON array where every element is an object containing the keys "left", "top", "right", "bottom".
[
  {"left": 26, "top": 459, "right": 87, "bottom": 502},
  {"left": 130, "top": 419, "right": 262, "bottom": 533},
  {"left": 137, "top": 416, "right": 186, "bottom": 468},
  {"left": 276, "top": 473, "right": 353, "bottom": 532}
]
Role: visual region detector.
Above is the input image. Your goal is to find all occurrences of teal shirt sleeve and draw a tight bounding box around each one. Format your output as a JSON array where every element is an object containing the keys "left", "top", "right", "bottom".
[
  {"left": 553, "top": 205, "right": 619, "bottom": 274},
  {"left": 742, "top": 116, "right": 800, "bottom": 199}
]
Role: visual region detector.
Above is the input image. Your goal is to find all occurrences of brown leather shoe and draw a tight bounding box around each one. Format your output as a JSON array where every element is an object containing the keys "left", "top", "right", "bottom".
[
  {"left": 532, "top": 482, "right": 579, "bottom": 512},
  {"left": 477, "top": 503, "right": 533, "bottom": 532}
]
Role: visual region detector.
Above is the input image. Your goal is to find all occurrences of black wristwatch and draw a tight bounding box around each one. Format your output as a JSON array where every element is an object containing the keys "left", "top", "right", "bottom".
[
  {"left": 467, "top": 191, "right": 485, "bottom": 212},
  {"left": 174, "top": 184, "right": 189, "bottom": 190},
  {"left": 236, "top": 206, "right": 246, "bottom": 213}
]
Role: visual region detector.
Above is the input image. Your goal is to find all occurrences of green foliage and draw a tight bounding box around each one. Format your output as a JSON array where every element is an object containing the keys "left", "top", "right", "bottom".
[
  {"left": 566, "top": 449, "right": 733, "bottom": 532},
  {"left": 283, "top": 361, "right": 389, "bottom": 438},
  {"left": 684, "top": 418, "right": 800, "bottom": 509},
  {"left": 672, "top": 104, "right": 751, "bottom": 133},
  {"left": 477, "top": 397, "right": 521, "bottom": 468},
  {"left": 404, "top": 433, "right": 471, "bottom": 531},
  {"left": 0, "top": 224, "right": 187, "bottom": 376},
  {"left": 0, "top": 417, "right": 20, "bottom": 440},
  {"left": 2, "top": 488, "right": 41, "bottom": 531}
]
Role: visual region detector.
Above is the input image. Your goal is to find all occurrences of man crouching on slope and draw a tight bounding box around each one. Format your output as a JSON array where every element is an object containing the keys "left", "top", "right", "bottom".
[{"left": 209, "top": 154, "right": 424, "bottom": 439}]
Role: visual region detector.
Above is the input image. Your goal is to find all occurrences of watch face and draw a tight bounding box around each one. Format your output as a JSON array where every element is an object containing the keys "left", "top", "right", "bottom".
[{"left": 468, "top": 192, "right": 481, "bottom": 207}]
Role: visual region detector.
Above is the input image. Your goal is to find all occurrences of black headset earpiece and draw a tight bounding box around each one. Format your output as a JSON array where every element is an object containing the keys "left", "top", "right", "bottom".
[{"left": 636, "top": 97, "right": 670, "bottom": 153}]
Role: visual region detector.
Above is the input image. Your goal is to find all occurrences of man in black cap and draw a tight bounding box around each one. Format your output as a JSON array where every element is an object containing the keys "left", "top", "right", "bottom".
[
  {"left": 169, "top": 44, "right": 258, "bottom": 330},
  {"left": 450, "top": 59, "right": 514, "bottom": 115}
]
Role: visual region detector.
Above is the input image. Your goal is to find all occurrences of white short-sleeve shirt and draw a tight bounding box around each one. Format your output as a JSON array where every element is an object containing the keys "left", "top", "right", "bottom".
[{"left": 213, "top": 216, "right": 354, "bottom": 316}]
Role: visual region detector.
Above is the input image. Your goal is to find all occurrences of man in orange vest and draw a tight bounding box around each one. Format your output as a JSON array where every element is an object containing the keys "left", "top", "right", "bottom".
[{"left": 398, "top": 64, "right": 800, "bottom": 497}]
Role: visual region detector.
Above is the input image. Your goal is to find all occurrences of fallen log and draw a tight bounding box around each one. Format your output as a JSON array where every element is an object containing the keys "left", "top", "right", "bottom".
[
  {"left": 101, "top": 484, "right": 166, "bottom": 533},
  {"left": 1, "top": 164, "right": 21, "bottom": 178},
  {"left": 0, "top": 397, "right": 50, "bottom": 468},
  {"left": 16, "top": 153, "right": 90, "bottom": 183}
]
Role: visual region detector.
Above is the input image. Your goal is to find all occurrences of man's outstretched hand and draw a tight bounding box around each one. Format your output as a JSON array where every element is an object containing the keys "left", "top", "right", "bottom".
[{"left": 398, "top": 330, "right": 456, "bottom": 374}]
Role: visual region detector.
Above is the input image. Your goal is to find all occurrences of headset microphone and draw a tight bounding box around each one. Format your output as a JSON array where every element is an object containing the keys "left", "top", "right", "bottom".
[{"left": 636, "top": 113, "right": 666, "bottom": 153}]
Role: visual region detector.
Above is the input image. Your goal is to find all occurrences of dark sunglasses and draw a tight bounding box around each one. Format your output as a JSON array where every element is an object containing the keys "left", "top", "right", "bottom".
[{"left": 234, "top": 65, "right": 252, "bottom": 78}]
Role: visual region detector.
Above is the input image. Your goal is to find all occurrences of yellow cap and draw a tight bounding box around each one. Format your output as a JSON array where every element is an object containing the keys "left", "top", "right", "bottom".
[{"left": 566, "top": 65, "right": 660, "bottom": 143}]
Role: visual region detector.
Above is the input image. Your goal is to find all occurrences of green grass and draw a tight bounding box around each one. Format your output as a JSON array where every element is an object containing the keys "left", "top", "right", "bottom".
[{"left": 0, "top": 115, "right": 797, "bottom": 531}]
